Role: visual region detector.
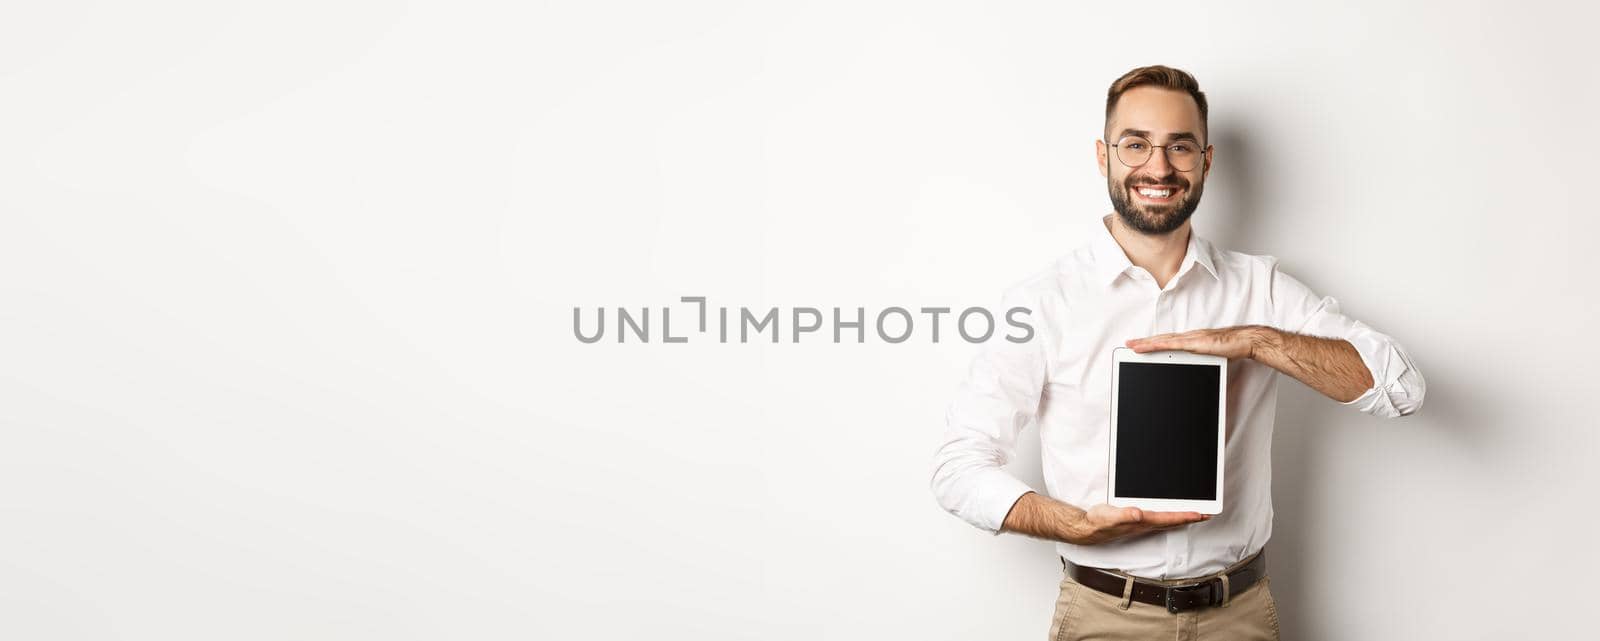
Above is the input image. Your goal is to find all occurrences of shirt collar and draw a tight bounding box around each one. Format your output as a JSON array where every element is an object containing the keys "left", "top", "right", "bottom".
[{"left": 1091, "top": 214, "right": 1219, "bottom": 288}]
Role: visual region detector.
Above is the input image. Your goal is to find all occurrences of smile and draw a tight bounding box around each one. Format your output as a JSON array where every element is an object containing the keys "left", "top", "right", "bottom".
[{"left": 1133, "top": 186, "right": 1181, "bottom": 202}]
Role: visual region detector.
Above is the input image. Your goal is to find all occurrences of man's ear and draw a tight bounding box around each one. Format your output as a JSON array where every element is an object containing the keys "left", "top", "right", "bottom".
[
  {"left": 1202, "top": 144, "right": 1214, "bottom": 180},
  {"left": 1096, "top": 139, "right": 1108, "bottom": 178}
]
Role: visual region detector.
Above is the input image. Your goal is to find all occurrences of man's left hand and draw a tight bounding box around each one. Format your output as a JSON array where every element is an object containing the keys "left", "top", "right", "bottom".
[{"left": 1125, "top": 325, "right": 1272, "bottom": 361}]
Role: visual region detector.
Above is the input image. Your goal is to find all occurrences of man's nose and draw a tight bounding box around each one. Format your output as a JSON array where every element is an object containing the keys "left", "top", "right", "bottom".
[{"left": 1142, "top": 147, "right": 1176, "bottom": 177}]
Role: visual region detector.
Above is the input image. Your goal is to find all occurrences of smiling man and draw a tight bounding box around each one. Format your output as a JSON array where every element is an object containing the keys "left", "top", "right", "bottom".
[{"left": 928, "top": 65, "right": 1426, "bottom": 640}]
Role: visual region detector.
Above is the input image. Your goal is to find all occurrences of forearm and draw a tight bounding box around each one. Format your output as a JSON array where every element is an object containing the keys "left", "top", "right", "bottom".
[
  {"left": 1000, "top": 491, "right": 1090, "bottom": 545},
  {"left": 1248, "top": 326, "right": 1374, "bottom": 403}
]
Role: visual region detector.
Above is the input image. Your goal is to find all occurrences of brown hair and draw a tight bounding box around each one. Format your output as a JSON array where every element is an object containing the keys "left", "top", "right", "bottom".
[{"left": 1105, "top": 65, "right": 1208, "bottom": 141}]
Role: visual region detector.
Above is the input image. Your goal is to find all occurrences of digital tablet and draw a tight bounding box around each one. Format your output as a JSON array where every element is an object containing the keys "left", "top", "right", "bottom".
[{"left": 1107, "top": 347, "right": 1227, "bottom": 514}]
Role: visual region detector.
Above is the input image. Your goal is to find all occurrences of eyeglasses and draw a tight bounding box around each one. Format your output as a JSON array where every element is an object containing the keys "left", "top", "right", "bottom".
[{"left": 1105, "top": 136, "right": 1206, "bottom": 171}]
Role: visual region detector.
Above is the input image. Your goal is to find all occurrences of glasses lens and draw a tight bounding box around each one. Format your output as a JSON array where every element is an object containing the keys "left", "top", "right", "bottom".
[
  {"left": 1166, "top": 141, "right": 1200, "bottom": 171},
  {"left": 1115, "top": 136, "right": 1152, "bottom": 168}
]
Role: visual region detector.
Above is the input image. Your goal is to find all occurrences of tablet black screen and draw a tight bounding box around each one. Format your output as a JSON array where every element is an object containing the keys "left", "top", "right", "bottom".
[{"left": 1115, "top": 361, "right": 1220, "bottom": 500}]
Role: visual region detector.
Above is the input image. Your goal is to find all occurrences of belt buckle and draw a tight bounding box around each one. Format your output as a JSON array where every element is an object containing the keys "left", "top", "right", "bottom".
[{"left": 1163, "top": 581, "right": 1214, "bottom": 614}]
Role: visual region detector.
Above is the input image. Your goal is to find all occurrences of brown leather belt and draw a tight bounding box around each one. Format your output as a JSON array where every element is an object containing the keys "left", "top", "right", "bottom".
[{"left": 1063, "top": 550, "right": 1266, "bottom": 614}]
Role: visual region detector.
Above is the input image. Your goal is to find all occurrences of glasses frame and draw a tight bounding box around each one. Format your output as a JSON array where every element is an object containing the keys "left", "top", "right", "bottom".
[{"left": 1104, "top": 135, "right": 1209, "bottom": 172}]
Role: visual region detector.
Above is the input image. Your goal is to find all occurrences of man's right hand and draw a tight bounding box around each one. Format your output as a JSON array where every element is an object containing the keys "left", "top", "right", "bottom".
[
  {"left": 999, "top": 492, "right": 1211, "bottom": 545},
  {"left": 1070, "top": 503, "right": 1210, "bottom": 545}
]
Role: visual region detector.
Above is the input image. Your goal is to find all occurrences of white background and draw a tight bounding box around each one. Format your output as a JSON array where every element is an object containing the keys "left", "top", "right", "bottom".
[{"left": 4, "top": 1, "right": 1597, "bottom": 639}]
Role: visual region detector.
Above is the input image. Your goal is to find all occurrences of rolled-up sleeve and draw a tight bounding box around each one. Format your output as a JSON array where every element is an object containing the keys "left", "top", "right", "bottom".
[
  {"left": 929, "top": 287, "right": 1048, "bottom": 535},
  {"left": 1267, "top": 259, "right": 1426, "bottom": 417}
]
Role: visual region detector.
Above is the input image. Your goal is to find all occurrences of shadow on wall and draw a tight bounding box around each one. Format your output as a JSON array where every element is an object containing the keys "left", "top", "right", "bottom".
[
  {"left": 1203, "top": 123, "right": 1272, "bottom": 255},
  {"left": 1203, "top": 116, "right": 1502, "bottom": 640},
  {"left": 1261, "top": 356, "right": 1498, "bottom": 640}
]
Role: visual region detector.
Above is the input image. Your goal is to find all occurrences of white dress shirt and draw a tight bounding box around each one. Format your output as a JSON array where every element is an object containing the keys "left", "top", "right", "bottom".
[{"left": 930, "top": 214, "right": 1425, "bottom": 579}]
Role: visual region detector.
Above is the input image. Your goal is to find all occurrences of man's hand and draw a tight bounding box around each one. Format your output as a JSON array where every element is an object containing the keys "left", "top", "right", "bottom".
[
  {"left": 1124, "top": 325, "right": 1268, "bottom": 360},
  {"left": 1070, "top": 503, "right": 1210, "bottom": 545},
  {"left": 1001, "top": 492, "right": 1210, "bottom": 545},
  {"left": 1127, "top": 324, "right": 1377, "bottom": 404}
]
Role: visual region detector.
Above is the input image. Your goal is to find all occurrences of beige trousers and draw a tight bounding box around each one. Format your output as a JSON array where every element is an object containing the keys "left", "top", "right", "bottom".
[{"left": 1046, "top": 556, "right": 1280, "bottom": 641}]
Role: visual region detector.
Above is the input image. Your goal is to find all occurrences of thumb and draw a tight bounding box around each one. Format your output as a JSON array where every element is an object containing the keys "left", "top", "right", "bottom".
[{"left": 1122, "top": 507, "right": 1143, "bottom": 523}]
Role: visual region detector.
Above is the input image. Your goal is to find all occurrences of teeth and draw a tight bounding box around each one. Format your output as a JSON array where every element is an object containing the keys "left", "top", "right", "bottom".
[{"left": 1137, "top": 188, "right": 1172, "bottom": 198}]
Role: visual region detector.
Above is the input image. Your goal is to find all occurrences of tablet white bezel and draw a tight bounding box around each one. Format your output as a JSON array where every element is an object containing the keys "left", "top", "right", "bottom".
[{"left": 1107, "top": 346, "right": 1227, "bottom": 515}]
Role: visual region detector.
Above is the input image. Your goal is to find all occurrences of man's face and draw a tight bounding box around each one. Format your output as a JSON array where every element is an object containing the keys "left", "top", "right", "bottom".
[{"left": 1097, "top": 86, "right": 1213, "bottom": 235}]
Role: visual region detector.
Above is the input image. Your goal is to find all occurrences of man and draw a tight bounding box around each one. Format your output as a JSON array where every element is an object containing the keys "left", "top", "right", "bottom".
[{"left": 928, "top": 65, "right": 1425, "bottom": 640}]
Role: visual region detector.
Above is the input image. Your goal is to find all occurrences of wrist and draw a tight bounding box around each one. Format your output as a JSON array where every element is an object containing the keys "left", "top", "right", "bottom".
[
  {"left": 1062, "top": 504, "right": 1094, "bottom": 545},
  {"left": 1246, "top": 325, "right": 1281, "bottom": 361}
]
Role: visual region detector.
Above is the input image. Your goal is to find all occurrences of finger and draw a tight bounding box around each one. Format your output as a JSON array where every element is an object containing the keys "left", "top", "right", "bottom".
[
  {"left": 1152, "top": 514, "right": 1210, "bottom": 529},
  {"left": 1126, "top": 337, "right": 1172, "bottom": 353},
  {"left": 1136, "top": 340, "right": 1185, "bottom": 353},
  {"left": 1128, "top": 332, "right": 1198, "bottom": 353},
  {"left": 1139, "top": 511, "right": 1208, "bottom": 527}
]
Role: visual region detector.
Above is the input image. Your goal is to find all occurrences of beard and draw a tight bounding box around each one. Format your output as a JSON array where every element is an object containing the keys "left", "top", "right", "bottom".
[{"left": 1108, "top": 173, "right": 1205, "bottom": 236}]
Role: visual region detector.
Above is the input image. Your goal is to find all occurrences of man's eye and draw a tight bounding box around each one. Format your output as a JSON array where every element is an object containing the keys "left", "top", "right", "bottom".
[
  {"left": 1125, "top": 143, "right": 1147, "bottom": 151},
  {"left": 1170, "top": 144, "right": 1196, "bottom": 155}
]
